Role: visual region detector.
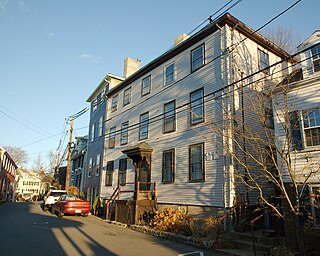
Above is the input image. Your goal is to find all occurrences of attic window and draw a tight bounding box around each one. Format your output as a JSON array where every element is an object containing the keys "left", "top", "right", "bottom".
[{"left": 311, "top": 45, "right": 320, "bottom": 72}]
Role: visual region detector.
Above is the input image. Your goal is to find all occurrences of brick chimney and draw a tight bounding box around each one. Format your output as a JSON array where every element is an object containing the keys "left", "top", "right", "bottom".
[
  {"left": 174, "top": 33, "right": 189, "bottom": 46},
  {"left": 123, "top": 57, "right": 140, "bottom": 79}
]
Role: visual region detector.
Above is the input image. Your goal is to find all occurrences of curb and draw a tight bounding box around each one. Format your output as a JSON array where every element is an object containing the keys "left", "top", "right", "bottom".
[{"left": 90, "top": 215, "right": 215, "bottom": 250}]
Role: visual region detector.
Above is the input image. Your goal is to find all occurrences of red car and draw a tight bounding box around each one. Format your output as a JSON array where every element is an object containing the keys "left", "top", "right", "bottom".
[{"left": 52, "top": 194, "right": 91, "bottom": 218}]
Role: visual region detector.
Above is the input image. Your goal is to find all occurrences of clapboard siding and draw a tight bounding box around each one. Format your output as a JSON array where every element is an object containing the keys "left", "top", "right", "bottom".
[
  {"left": 100, "top": 19, "right": 292, "bottom": 208},
  {"left": 274, "top": 77, "right": 320, "bottom": 183}
]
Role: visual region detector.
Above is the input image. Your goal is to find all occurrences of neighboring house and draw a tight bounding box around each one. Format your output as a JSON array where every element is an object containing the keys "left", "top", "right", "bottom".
[
  {"left": 15, "top": 169, "right": 41, "bottom": 200},
  {"left": 84, "top": 71, "right": 128, "bottom": 206},
  {"left": 273, "top": 31, "right": 320, "bottom": 226},
  {"left": 0, "top": 146, "right": 17, "bottom": 202},
  {"left": 100, "top": 13, "right": 294, "bottom": 223},
  {"left": 70, "top": 135, "right": 88, "bottom": 192}
]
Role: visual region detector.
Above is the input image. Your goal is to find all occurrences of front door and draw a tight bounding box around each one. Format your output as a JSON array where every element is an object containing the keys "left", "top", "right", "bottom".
[{"left": 137, "top": 156, "right": 151, "bottom": 191}]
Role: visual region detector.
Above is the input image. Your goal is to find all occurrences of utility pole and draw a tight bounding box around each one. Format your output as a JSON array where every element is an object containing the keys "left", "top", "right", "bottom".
[{"left": 65, "top": 118, "right": 74, "bottom": 192}]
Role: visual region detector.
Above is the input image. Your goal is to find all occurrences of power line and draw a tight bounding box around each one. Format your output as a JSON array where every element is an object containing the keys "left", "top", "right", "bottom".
[{"left": 93, "top": 44, "right": 314, "bottom": 143}]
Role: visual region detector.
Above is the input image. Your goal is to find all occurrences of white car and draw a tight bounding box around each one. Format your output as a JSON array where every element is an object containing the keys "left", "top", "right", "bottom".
[{"left": 43, "top": 190, "right": 67, "bottom": 211}]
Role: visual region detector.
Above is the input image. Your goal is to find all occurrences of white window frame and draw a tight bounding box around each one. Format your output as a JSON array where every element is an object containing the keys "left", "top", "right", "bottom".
[
  {"left": 96, "top": 154, "right": 100, "bottom": 176},
  {"left": 123, "top": 87, "right": 131, "bottom": 106},
  {"left": 98, "top": 116, "right": 103, "bottom": 137},
  {"left": 111, "top": 95, "right": 118, "bottom": 112},
  {"left": 139, "top": 112, "right": 149, "bottom": 140}
]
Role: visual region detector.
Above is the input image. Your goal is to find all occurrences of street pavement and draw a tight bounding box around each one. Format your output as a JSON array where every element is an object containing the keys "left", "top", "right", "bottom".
[{"left": 0, "top": 202, "right": 226, "bottom": 256}]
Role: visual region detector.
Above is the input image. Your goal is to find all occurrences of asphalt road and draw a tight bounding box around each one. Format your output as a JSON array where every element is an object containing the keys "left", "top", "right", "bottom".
[{"left": 0, "top": 202, "right": 225, "bottom": 256}]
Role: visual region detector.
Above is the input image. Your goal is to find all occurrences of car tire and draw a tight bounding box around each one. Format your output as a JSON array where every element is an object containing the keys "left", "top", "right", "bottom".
[
  {"left": 58, "top": 208, "right": 64, "bottom": 218},
  {"left": 43, "top": 204, "right": 48, "bottom": 211},
  {"left": 83, "top": 213, "right": 88, "bottom": 217}
]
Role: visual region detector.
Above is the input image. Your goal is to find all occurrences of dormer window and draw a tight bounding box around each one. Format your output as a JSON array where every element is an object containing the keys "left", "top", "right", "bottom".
[{"left": 311, "top": 45, "right": 320, "bottom": 72}]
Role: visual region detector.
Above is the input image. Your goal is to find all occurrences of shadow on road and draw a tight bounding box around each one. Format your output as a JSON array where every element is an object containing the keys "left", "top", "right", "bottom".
[{"left": 0, "top": 202, "right": 117, "bottom": 256}]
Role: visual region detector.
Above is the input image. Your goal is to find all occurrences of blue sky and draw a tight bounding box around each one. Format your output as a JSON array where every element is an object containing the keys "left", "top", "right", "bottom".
[{"left": 0, "top": 0, "right": 319, "bottom": 169}]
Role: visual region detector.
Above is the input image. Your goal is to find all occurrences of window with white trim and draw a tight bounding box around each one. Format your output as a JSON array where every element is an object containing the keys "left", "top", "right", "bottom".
[
  {"left": 90, "top": 124, "right": 95, "bottom": 142},
  {"left": 96, "top": 154, "right": 100, "bottom": 176},
  {"left": 88, "top": 157, "right": 92, "bottom": 178},
  {"left": 98, "top": 116, "right": 103, "bottom": 137},
  {"left": 289, "top": 108, "right": 320, "bottom": 149},
  {"left": 311, "top": 45, "right": 320, "bottom": 72}
]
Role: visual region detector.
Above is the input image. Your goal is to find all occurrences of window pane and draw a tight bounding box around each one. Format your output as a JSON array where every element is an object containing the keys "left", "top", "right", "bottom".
[
  {"left": 106, "top": 161, "right": 114, "bottom": 186},
  {"left": 124, "top": 88, "right": 131, "bottom": 106},
  {"left": 120, "top": 121, "right": 129, "bottom": 145},
  {"left": 139, "top": 112, "right": 149, "bottom": 140},
  {"left": 119, "top": 159, "right": 127, "bottom": 186},
  {"left": 109, "top": 127, "right": 116, "bottom": 148},
  {"left": 162, "top": 150, "right": 174, "bottom": 183},
  {"left": 142, "top": 76, "right": 151, "bottom": 96},
  {"left": 190, "top": 89, "right": 204, "bottom": 124},
  {"left": 164, "top": 101, "right": 176, "bottom": 133},
  {"left": 165, "top": 63, "right": 174, "bottom": 84},
  {"left": 259, "top": 50, "right": 269, "bottom": 74},
  {"left": 112, "top": 95, "right": 118, "bottom": 112},
  {"left": 191, "top": 46, "right": 204, "bottom": 71},
  {"left": 189, "top": 143, "right": 204, "bottom": 181}
]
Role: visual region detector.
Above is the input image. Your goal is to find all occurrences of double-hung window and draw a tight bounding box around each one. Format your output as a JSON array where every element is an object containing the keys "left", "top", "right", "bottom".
[
  {"left": 311, "top": 45, "right": 320, "bottom": 72},
  {"left": 190, "top": 88, "right": 204, "bottom": 125},
  {"left": 164, "top": 100, "right": 176, "bottom": 133},
  {"left": 191, "top": 44, "right": 204, "bottom": 72},
  {"left": 141, "top": 76, "right": 151, "bottom": 96},
  {"left": 96, "top": 154, "right": 100, "bottom": 176},
  {"left": 105, "top": 161, "right": 114, "bottom": 186},
  {"left": 111, "top": 95, "right": 118, "bottom": 112},
  {"left": 123, "top": 87, "right": 131, "bottom": 106},
  {"left": 98, "top": 116, "right": 103, "bottom": 137},
  {"left": 189, "top": 143, "right": 204, "bottom": 181},
  {"left": 120, "top": 121, "right": 129, "bottom": 145},
  {"left": 162, "top": 149, "right": 175, "bottom": 183},
  {"left": 289, "top": 108, "right": 320, "bottom": 149},
  {"left": 88, "top": 157, "right": 92, "bottom": 178},
  {"left": 165, "top": 63, "right": 175, "bottom": 85},
  {"left": 259, "top": 50, "right": 269, "bottom": 75},
  {"left": 90, "top": 124, "right": 95, "bottom": 142},
  {"left": 109, "top": 126, "right": 116, "bottom": 148},
  {"left": 118, "top": 158, "right": 127, "bottom": 186},
  {"left": 139, "top": 112, "right": 149, "bottom": 140},
  {"left": 303, "top": 108, "right": 320, "bottom": 147}
]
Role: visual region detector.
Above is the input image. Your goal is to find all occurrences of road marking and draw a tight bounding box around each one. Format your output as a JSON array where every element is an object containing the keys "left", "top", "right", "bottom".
[
  {"left": 32, "top": 222, "right": 49, "bottom": 225},
  {"left": 178, "top": 251, "right": 204, "bottom": 256}
]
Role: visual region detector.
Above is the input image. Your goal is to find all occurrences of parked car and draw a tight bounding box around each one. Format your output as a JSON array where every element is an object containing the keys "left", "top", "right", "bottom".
[
  {"left": 52, "top": 194, "right": 91, "bottom": 218},
  {"left": 43, "top": 190, "right": 67, "bottom": 211}
]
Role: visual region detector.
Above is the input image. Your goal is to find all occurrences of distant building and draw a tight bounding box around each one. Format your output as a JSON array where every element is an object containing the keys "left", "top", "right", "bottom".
[
  {"left": 0, "top": 146, "right": 17, "bottom": 202},
  {"left": 15, "top": 169, "right": 41, "bottom": 201},
  {"left": 273, "top": 31, "right": 320, "bottom": 229},
  {"left": 70, "top": 135, "right": 88, "bottom": 192},
  {"left": 83, "top": 71, "right": 127, "bottom": 205}
]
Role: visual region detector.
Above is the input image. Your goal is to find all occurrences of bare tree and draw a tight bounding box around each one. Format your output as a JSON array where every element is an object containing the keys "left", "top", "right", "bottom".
[
  {"left": 4, "top": 145, "right": 29, "bottom": 168},
  {"left": 262, "top": 26, "right": 300, "bottom": 55}
]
